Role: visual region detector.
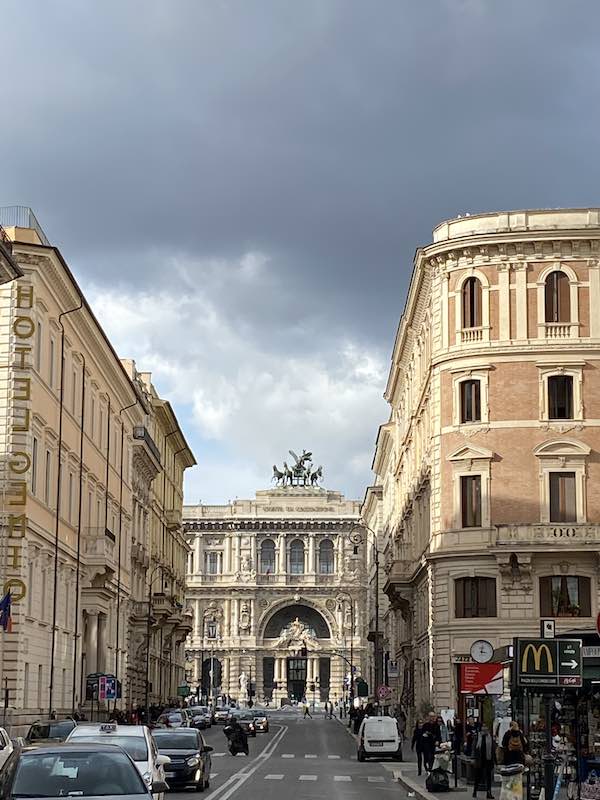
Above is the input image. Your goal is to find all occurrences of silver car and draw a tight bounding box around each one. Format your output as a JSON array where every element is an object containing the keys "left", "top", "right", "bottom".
[{"left": 0, "top": 742, "right": 168, "bottom": 800}]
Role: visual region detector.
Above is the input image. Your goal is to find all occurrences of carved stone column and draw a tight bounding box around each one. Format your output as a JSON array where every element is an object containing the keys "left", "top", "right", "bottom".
[{"left": 85, "top": 610, "right": 99, "bottom": 676}]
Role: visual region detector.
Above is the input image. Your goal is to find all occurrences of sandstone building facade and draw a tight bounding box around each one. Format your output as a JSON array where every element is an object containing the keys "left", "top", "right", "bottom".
[
  {"left": 367, "top": 209, "right": 600, "bottom": 717},
  {"left": 184, "top": 476, "right": 367, "bottom": 705},
  {"left": 0, "top": 207, "right": 194, "bottom": 724}
]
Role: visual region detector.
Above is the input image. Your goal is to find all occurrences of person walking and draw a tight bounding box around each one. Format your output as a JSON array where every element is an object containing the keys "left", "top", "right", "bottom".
[
  {"left": 421, "top": 712, "right": 441, "bottom": 772},
  {"left": 472, "top": 724, "right": 495, "bottom": 799},
  {"left": 303, "top": 701, "right": 312, "bottom": 719},
  {"left": 502, "top": 721, "right": 528, "bottom": 766},
  {"left": 411, "top": 719, "right": 425, "bottom": 776}
]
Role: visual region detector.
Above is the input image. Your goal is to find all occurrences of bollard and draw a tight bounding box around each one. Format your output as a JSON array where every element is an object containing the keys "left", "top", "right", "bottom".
[{"left": 499, "top": 764, "right": 526, "bottom": 800}]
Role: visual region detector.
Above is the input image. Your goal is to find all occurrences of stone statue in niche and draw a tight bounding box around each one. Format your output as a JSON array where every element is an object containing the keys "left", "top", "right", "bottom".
[
  {"left": 235, "top": 554, "right": 256, "bottom": 583},
  {"left": 203, "top": 600, "right": 223, "bottom": 638},
  {"left": 239, "top": 601, "right": 251, "bottom": 632}
]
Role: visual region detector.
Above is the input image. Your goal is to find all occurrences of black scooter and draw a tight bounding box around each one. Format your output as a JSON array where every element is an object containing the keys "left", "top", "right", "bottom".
[{"left": 224, "top": 724, "right": 249, "bottom": 756}]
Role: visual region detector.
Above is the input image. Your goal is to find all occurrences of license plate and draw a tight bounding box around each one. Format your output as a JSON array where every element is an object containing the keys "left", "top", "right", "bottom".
[
  {"left": 165, "top": 772, "right": 175, "bottom": 778},
  {"left": 369, "top": 741, "right": 384, "bottom": 746}
]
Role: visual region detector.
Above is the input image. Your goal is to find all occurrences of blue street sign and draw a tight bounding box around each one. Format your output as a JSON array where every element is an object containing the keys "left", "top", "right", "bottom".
[{"left": 104, "top": 676, "right": 117, "bottom": 701}]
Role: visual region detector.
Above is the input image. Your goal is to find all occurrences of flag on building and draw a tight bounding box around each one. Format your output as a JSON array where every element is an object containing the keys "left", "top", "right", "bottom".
[{"left": 0, "top": 592, "right": 12, "bottom": 632}]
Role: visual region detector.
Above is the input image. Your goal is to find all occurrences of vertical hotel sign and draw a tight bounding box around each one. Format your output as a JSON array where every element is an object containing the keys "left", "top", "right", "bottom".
[{"left": 3, "top": 280, "right": 34, "bottom": 614}]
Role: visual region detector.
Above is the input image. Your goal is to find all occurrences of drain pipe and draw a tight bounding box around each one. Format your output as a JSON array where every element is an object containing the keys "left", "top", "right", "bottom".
[
  {"left": 71, "top": 353, "right": 86, "bottom": 714},
  {"left": 114, "top": 399, "right": 140, "bottom": 710},
  {"left": 49, "top": 299, "right": 83, "bottom": 716}
]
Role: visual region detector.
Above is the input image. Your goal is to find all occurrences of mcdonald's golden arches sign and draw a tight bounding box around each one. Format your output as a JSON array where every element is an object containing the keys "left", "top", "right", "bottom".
[{"left": 515, "top": 638, "right": 582, "bottom": 688}]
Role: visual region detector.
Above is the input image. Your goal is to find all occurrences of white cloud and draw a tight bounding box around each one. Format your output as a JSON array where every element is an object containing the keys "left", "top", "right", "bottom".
[{"left": 83, "top": 251, "right": 388, "bottom": 503}]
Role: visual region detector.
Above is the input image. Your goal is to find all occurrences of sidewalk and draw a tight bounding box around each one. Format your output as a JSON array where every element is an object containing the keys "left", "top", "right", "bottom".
[{"left": 334, "top": 716, "right": 468, "bottom": 800}]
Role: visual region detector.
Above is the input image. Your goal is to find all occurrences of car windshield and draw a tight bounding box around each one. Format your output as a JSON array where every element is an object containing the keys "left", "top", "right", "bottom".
[
  {"left": 13, "top": 750, "right": 146, "bottom": 797},
  {"left": 153, "top": 732, "right": 199, "bottom": 749},
  {"left": 160, "top": 713, "right": 182, "bottom": 722},
  {"left": 28, "top": 721, "right": 75, "bottom": 741},
  {"left": 71, "top": 735, "right": 148, "bottom": 761}
]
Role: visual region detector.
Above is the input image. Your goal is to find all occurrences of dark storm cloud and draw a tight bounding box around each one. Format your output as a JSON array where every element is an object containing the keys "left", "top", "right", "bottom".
[{"left": 2, "top": 0, "right": 600, "bottom": 498}]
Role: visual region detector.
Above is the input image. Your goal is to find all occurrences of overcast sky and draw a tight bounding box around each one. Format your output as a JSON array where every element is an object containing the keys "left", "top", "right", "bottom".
[{"left": 3, "top": 0, "right": 600, "bottom": 503}]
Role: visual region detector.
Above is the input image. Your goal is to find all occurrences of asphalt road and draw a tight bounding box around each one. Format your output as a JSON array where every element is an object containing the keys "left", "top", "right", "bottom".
[{"left": 169, "top": 710, "right": 405, "bottom": 800}]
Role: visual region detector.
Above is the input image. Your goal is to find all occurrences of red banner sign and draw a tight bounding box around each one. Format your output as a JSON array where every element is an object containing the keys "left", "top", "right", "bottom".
[{"left": 460, "top": 663, "right": 503, "bottom": 695}]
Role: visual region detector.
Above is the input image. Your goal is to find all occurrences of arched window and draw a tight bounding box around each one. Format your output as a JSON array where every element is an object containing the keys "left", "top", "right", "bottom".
[
  {"left": 260, "top": 540, "right": 276, "bottom": 574},
  {"left": 289, "top": 539, "right": 305, "bottom": 574},
  {"left": 545, "top": 271, "right": 570, "bottom": 323},
  {"left": 318, "top": 539, "right": 334, "bottom": 574},
  {"left": 462, "top": 277, "right": 482, "bottom": 328}
]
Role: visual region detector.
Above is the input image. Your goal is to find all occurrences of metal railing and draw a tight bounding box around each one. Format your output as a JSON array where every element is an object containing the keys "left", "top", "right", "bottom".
[{"left": 0, "top": 206, "right": 50, "bottom": 245}]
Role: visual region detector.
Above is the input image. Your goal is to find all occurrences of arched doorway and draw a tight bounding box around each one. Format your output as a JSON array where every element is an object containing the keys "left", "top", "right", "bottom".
[{"left": 262, "top": 604, "right": 332, "bottom": 703}]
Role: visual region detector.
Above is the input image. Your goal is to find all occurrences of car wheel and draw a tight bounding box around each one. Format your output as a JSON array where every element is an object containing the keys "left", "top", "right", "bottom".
[
  {"left": 393, "top": 748, "right": 403, "bottom": 762},
  {"left": 196, "top": 779, "right": 205, "bottom": 793},
  {"left": 204, "top": 778, "right": 210, "bottom": 790}
]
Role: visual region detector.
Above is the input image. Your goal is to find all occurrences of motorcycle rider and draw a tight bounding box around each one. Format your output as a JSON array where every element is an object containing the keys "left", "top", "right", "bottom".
[{"left": 224, "top": 717, "right": 249, "bottom": 755}]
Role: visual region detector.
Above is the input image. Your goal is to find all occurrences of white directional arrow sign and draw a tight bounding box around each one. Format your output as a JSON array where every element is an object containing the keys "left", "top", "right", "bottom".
[{"left": 561, "top": 659, "right": 578, "bottom": 669}]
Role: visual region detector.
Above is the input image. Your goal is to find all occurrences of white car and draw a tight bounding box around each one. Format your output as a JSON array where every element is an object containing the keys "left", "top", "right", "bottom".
[
  {"left": 0, "top": 726, "right": 13, "bottom": 768},
  {"left": 67, "top": 722, "right": 170, "bottom": 799},
  {"left": 357, "top": 716, "right": 403, "bottom": 762}
]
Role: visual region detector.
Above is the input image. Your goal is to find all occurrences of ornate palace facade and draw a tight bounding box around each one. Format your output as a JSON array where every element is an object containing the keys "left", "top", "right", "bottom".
[
  {"left": 184, "top": 461, "right": 367, "bottom": 705},
  {"left": 368, "top": 209, "right": 600, "bottom": 718}
]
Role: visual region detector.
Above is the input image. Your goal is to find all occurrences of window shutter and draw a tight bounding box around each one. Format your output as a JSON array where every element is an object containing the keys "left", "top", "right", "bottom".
[
  {"left": 485, "top": 578, "right": 497, "bottom": 616},
  {"left": 545, "top": 273, "right": 557, "bottom": 322},
  {"left": 473, "top": 280, "right": 482, "bottom": 327},
  {"left": 474, "top": 381, "right": 481, "bottom": 421},
  {"left": 455, "top": 579, "right": 465, "bottom": 618},
  {"left": 579, "top": 577, "right": 591, "bottom": 617},
  {"left": 462, "top": 282, "right": 471, "bottom": 328},
  {"left": 539, "top": 577, "right": 552, "bottom": 616},
  {"left": 557, "top": 272, "right": 570, "bottom": 322}
]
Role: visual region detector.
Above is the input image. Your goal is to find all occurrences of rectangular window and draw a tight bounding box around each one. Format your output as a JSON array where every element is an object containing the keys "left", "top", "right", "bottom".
[
  {"left": 549, "top": 472, "right": 577, "bottom": 523},
  {"left": 91, "top": 397, "right": 96, "bottom": 440},
  {"left": 31, "top": 437, "right": 38, "bottom": 495},
  {"left": 100, "top": 408, "right": 104, "bottom": 448},
  {"left": 461, "top": 475, "right": 481, "bottom": 528},
  {"left": 72, "top": 368, "right": 78, "bottom": 412},
  {"left": 35, "top": 321, "right": 42, "bottom": 372},
  {"left": 24, "top": 663, "right": 29, "bottom": 708},
  {"left": 49, "top": 338, "right": 55, "bottom": 388},
  {"left": 548, "top": 375, "right": 573, "bottom": 420},
  {"left": 540, "top": 576, "right": 591, "bottom": 617},
  {"left": 455, "top": 577, "right": 497, "bottom": 618},
  {"left": 96, "top": 498, "right": 102, "bottom": 527},
  {"left": 205, "top": 552, "right": 220, "bottom": 574},
  {"left": 460, "top": 380, "right": 481, "bottom": 423},
  {"left": 44, "top": 450, "right": 52, "bottom": 506}
]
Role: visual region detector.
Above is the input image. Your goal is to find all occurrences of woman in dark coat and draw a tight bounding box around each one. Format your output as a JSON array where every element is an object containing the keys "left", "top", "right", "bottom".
[
  {"left": 502, "top": 721, "right": 528, "bottom": 766},
  {"left": 411, "top": 719, "right": 425, "bottom": 776}
]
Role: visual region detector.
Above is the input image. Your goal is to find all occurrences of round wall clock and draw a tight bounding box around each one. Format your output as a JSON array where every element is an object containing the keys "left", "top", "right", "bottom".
[{"left": 470, "top": 639, "right": 494, "bottom": 663}]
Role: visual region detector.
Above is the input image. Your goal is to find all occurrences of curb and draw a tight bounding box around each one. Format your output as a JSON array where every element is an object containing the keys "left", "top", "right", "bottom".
[{"left": 393, "top": 769, "right": 469, "bottom": 800}]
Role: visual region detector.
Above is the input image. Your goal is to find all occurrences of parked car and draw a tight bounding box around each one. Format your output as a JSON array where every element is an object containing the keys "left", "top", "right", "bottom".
[
  {"left": 251, "top": 711, "right": 269, "bottom": 733},
  {"left": 357, "top": 716, "right": 403, "bottom": 762},
  {"left": 155, "top": 710, "right": 191, "bottom": 729},
  {"left": 24, "top": 718, "right": 77, "bottom": 746},
  {"left": 153, "top": 727, "right": 213, "bottom": 792},
  {"left": 188, "top": 707, "right": 212, "bottom": 729},
  {"left": 0, "top": 742, "right": 168, "bottom": 800},
  {"left": 231, "top": 711, "right": 256, "bottom": 737},
  {"left": 0, "top": 727, "right": 13, "bottom": 768},
  {"left": 67, "top": 722, "right": 170, "bottom": 799}
]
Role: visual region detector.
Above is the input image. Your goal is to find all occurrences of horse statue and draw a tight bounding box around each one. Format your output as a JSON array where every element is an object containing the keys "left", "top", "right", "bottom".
[
  {"left": 282, "top": 461, "right": 294, "bottom": 486},
  {"left": 310, "top": 465, "right": 323, "bottom": 486},
  {"left": 272, "top": 465, "right": 285, "bottom": 486}
]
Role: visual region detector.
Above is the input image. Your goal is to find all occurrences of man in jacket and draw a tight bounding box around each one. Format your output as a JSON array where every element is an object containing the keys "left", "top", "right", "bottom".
[
  {"left": 473, "top": 724, "right": 495, "bottom": 799},
  {"left": 421, "top": 713, "right": 441, "bottom": 772}
]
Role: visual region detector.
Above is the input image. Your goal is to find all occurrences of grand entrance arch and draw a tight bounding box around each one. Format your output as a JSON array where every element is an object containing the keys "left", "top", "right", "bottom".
[{"left": 261, "top": 603, "right": 332, "bottom": 704}]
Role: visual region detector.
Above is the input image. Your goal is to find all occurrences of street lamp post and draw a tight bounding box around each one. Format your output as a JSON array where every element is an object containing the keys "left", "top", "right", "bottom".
[
  {"left": 336, "top": 592, "right": 355, "bottom": 701},
  {"left": 347, "top": 524, "right": 382, "bottom": 694}
]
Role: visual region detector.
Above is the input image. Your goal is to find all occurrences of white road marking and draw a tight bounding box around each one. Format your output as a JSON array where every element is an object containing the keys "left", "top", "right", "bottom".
[
  {"left": 299, "top": 775, "right": 318, "bottom": 781},
  {"left": 264, "top": 775, "right": 284, "bottom": 780},
  {"left": 212, "top": 753, "right": 227, "bottom": 757},
  {"left": 327, "top": 755, "right": 341, "bottom": 759},
  {"left": 304, "top": 754, "right": 317, "bottom": 758},
  {"left": 334, "top": 776, "right": 352, "bottom": 782},
  {"left": 210, "top": 774, "right": 218, "bottom": 779},
  {"left": 204, "top": 724, "right": 288, "bottom": 800},
  {"left": 281, "top": 754, "right": 295, "bottom": 758},
  {"left": 368, "top": 776, "right": 385, "bottom": 782}
]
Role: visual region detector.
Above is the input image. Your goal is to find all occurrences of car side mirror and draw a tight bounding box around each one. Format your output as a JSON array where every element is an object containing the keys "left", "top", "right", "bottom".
[
  {"left": 151, "top": 781, "right": 169, "bottom": 794},
  {"left": 156, "top": 754, "right": 171, "bottom": 766},
  {"left": 203, "top": 746, "right": 214, "bottom": 753}
]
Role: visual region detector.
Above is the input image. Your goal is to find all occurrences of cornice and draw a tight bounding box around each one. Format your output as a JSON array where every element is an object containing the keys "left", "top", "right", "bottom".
[{"left": 184, "top": 519, "right": 357, "bottom": 533}]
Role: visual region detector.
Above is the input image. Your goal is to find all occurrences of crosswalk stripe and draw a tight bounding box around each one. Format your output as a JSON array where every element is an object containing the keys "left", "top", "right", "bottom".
[
  {"left": 281, "top": 754, "right": 295, "bottom": 758},
  {"left": 368, "top": 776, "right": 385, "bottom": 782},
  {"left": 305, "top": 754, "right": 317, "bottom": 758},
  {"left": 299, "top": 775, "right": 318, "bottom": 781},
  {"left": 212, "top": 752, "right": 226, "bottom": 757},
  {"left": 334, "top": 776, "right": 352, "bottom": 782},
  {"left": 265, "top": 775, "right": 284, "bottom": 780},
  {"left": 327, "top": 755, "right": 341, "bottom": 759},
  {"left": 210, "top": 774, "right": 218, "bottom": 779}
]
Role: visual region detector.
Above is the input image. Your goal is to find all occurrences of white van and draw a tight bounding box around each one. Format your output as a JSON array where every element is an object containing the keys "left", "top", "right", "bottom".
[{"left": 357, "top": 715, "right": 403, "bottom": 762}]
